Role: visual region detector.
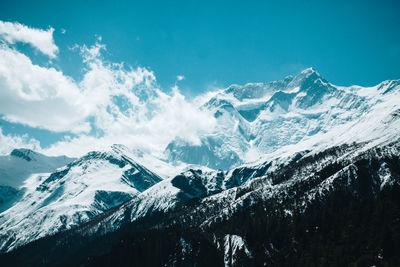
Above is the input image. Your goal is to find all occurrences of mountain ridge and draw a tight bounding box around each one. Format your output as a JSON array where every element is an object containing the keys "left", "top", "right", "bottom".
[
  {"left": 0, "top": 144, "right": 162, "bottom": 252},
  {"left": 0, "top": 68, "right": 399, "bottom": 265},
  {"left": 166, "top": 68, "right": 400, "bottom": 170},
  {"left": 1, "top": 134, "right": 399, "bottom": 266}
]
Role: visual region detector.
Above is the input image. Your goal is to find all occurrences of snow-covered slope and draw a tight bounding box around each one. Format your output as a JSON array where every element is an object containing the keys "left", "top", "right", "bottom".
[
  {"left": 6, "top": 105, "right": 399, "bottom": 266},
  {"left": 0, "top": 144, "right": 162, "bottom": 252},
  {"left": 0, "top": 67, "right": 399, "bottom": 265},
  {"left": 35, "top": 81, "right": 400, "bottom": 245},
  {"left": 1, "top": 68, "right": 399, "bottom": 262},
  {"left": 0, "top": 148, "right": 74, "bottom": 188},
  {"left": 166, "top": 68, "right": 400, "bottom": 170},
  {"left": 0, "top": 149, "right": 74, "bottom": 213}
]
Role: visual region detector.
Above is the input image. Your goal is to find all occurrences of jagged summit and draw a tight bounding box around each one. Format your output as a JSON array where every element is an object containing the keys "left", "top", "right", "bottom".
[
  {"left": 299, "top": 67, "right": 321, "bottom": 79},
  {"left": 10, "top": 148, "right": 40, "bottom": 161},
  {"left": 220, "top": 68, "right": 328, "bottom": 102},
  {"left": 0, "top": 144, "right": 162, "bottom": 252},
  {"left": 166, "top": 69, "right": 400, "bottom": 170},
  {"left": 300, "top": 67, "right": 317, "bottom": 74},
  {"left": 110, "top": 143, "right": 128, "bottom": 152},
  {"left": 287, "top": 67, "right": 329, "bottom": 90},
  {"left": 0, "top": 150, "right": 74, "bottom": 189},
  {"left": 0, "top": 69, "right": 400, "bottom": 264}
]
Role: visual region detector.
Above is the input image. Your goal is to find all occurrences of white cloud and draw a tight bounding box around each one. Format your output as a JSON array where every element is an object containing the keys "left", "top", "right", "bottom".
[
  {"left": 0, "top": 37, "right": 216, "bottom": 157},
  {"left": 44, "top": 61, "right": 216, "bottom": 157},
  {"left": 177, "top": 75, "right": 184, "bottom": 81},
  {"left": 0, "top": 45, "right": 90, "bottom": 133},
  {"left": 0, "top": 41, "right": 158, "bottom": 134},
  {"left": 0, "top": 128, "right": 40, "bottom": 155},
  {"left": 0, "top": 20, "right": 58, "bottom": 58},
  {"left": 43, "top": 86, "right": 217, "bottom": 158}
]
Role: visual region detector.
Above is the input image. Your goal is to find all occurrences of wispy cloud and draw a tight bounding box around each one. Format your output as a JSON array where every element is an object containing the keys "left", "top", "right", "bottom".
[
  {"left": 0, "top": 20, "right": 58, "bottom": 58},
  {"left": 43, "top": 44, "right": 216, "bottom": 157},
  {"left": 0, "top": 128, "right": 40, "bottom": 155},
  {"left": 0, "top": 21, "right": 216, "bottom": 157},
  {"left": 0, "top": 45, "right": 89, "bottom": 133}
]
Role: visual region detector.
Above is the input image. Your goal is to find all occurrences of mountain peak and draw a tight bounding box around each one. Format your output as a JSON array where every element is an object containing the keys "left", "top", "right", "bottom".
[
  {"left": 289, "top": 67, "right": 329, "bottom": 89},
  {"left": 110, "top": 144, "right": 130, "bottom": 154},
  {"left": 10, "top": 148, "right": 39, "bottom": 161},
  {"left": 297, "top": 67, "right": 322, "bottom": 81},
  {"left": 301, "top": 67, "right": 317, "bottom": 75}
]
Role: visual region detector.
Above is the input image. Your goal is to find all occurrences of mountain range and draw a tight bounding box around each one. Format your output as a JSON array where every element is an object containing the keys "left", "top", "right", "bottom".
[{"left": 0, "top": 68, "right": 399, "bottom": 266}]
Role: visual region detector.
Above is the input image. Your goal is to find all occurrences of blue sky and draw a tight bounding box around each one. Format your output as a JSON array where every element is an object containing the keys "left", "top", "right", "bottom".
[
  {"left": 2, "top": 0, "right": 400, "bottom": 93},
  {"left": 0, "top": 0, "right": 399, "bottom": 155}
]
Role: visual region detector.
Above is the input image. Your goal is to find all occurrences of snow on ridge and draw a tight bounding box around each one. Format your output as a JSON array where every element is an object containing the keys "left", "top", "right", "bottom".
[
  {"left": 0, "top": 144, "right": 163, "bottom": 252},
  {"left": 1, "top": 68, "right": 400, "bottom": 254},
  {"left": 166, "top": 68, "right": 400, "bottom": 170},
  {"left": 224, "top": 234, "right": 253, "bottom": 266}
]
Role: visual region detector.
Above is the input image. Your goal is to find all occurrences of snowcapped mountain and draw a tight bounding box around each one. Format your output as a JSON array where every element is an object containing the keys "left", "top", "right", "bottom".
[
  {"left": 0, "top": 68, "right": 400, "bottom": 266},
  {"left": 0, "top": 144, "right": 161, "bottom": 252},
  {"left": 0, "top": 149, "right": 74, "bottom": 213},
  {"left": 0, "top": 148, "right": 74, "bottom": 189},
  {"left": 65, "top": 102, "right": 400, "bottom": 236},
  {"left": 2, "top": 103, "right": 399, "bottom": 265},
  {"left": 166, "top": 68, "right": 396, "bottom": 170}
]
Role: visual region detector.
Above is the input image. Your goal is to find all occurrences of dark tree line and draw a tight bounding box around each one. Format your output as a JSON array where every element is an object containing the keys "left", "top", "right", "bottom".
[{"left": 80, "top": 185, "right": 400, "bottom": 267}]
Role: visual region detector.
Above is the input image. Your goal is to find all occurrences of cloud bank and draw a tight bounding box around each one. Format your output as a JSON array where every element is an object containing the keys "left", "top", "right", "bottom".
[
  {"left": 0, "top": 128, "right": 41, "bottom": 155},
  {"left": 0, "top": 21, "right": 58, "bottom": 58},
  {"left": 0, "top": 21, "right": 216, "bottom": 157}
]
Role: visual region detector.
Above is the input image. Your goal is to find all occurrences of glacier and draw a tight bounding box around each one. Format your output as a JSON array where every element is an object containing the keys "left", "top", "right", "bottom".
[{"left": 166, "top": 68, "right": 396, "bottom": 170}]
